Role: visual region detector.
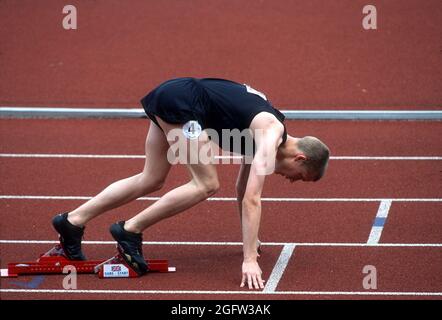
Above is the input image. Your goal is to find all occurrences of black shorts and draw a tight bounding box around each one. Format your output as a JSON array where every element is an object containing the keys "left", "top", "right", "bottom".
[{"left": 140, "top": 78, "right": 207, "bottom": 131}]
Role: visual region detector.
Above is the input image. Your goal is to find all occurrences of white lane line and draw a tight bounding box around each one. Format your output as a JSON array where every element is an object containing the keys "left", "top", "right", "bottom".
[
  {"left": 263, "top": 244, "right": 296, "bottom": 293},
  {"left": 331, "top": 156, "right": 442, "bottom": 160},
  {"left": 0, "top": 154, "right": 240, "bottom": 160},
  {"left": 367, "top": 200, "right": 392, "bottom": 244},
  {"left": 0, "top": 240, "right": 441, "bottom": 247},
  {"left": 1, "top": 153, "right": 441, "bottom": 160},
  {"left": 0, "top": 195, "right": 95, "bottom": 200},
  {"left": 0, "top": 288, "right": 441, "bottom": 296},
  {"left": 0, "top": 153, "right": 144, "bottom": 159},
  {"left": 1, "top": 195, "right": 442, "bottom": 202}
]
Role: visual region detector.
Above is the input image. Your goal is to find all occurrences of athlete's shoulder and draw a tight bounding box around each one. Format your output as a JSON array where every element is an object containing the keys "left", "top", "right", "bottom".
[{"left": 249, "top": 112, "right": 284, "bottom": 132}]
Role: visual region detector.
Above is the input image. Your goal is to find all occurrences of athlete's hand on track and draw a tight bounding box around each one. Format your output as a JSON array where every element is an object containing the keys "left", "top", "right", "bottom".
[{"left": 240, "top": 260, "right": 265, "bottom": 289}]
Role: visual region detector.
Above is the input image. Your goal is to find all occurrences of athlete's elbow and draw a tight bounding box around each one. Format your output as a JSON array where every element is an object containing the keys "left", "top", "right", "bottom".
[{"left": 252, "top": 160, "right": 275, "bottom": 176}]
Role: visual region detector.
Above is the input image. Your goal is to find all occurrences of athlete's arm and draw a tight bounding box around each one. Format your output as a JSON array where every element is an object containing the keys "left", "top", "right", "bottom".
[
  {"left": 236, "top": 159, "right": 264, "bottom": 255},
  {"left": 236, "top": 157, "right": 251, "bottom": 221},
  {"left": 240, "top": 113, "right": 284, "bottom": 289}
]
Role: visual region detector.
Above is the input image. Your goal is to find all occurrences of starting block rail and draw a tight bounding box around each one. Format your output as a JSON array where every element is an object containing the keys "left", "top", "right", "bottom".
[{"left": 1, "top": 245, "right": 175, "bottom": 278}]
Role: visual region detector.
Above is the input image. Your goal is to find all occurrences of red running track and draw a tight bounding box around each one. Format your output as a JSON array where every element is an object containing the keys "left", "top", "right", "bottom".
[
  {"left": 0, "top": 119, "right": 441, "bottom": 300},
  {"left": 1, "top": 0, "right": 441, "bottom": 109},
  {"left": 1, "top": 0, "right": 441, "bottom": 301}
]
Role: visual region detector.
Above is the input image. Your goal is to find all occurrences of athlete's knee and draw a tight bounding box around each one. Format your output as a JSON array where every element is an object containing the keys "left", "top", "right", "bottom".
[
  {"left": 196, "top": 179, "right": 220, "bottom": 198},
  {"left": 138, "top": 173, "right": 166, "bottom": 192}
]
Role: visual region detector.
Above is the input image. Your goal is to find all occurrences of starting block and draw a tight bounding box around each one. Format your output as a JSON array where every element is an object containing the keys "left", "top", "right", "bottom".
[{"left": 0, "top": 245, "right": 176, "bottom": 278}]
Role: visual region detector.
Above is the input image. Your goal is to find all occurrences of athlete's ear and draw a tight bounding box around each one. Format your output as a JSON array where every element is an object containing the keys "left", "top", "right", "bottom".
[{"left": 294, "top": 154, "right": 307, "bottom": 162}]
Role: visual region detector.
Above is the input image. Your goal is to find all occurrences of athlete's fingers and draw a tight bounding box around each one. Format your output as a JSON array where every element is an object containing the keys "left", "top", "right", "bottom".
[
  {"left": 258, "top": 275, "right": 265, "bottom": 289},
  {"left": 252, "top": 275, "right": 260, "bottom": 289},
  {"left": 247, "top": 274, "right": 253, "bottom": 289}
]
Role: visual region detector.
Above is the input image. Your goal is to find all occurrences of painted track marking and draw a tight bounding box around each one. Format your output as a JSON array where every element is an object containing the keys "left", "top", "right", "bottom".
[
  {"left": 263, "top": 244, "right": 296, "bottom": 293},
  {"left": 1, "top": 195, "right": 441, "bottom": 202},
  {"left": 0, "top": 240, "right": 441, "bottom": 247},
  {"left": 367, "top": 200, "right": 392, "bottom": 244},
  {"left": 1, "top": 288, "right": 441, "bottom": 296}
]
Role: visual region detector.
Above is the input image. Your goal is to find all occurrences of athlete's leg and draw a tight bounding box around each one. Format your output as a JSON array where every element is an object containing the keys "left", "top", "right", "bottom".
[
  {"left": 67, "top": 121, "right": 171, "bottom": 226},
  {"left": 123, "top": 118, "right": 220, "bottom": 233}
]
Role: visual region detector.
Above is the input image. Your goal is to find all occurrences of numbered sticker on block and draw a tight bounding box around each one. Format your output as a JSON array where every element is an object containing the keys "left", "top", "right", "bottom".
[
  {"left": 102, "top": 264, "right": 130, "bottom": 278},
  {"left": 244, "top": 84, "right": 267, "bottom": 101}
]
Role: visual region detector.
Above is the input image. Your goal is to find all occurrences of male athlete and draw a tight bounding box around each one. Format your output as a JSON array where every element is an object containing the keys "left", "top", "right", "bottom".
[{"left": 52, "top": 78, "right": 329, "bottom": 290}]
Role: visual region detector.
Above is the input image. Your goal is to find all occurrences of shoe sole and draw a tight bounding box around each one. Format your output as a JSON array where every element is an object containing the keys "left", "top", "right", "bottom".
[
  {"left": 52, "top": 214, "right": 86, "bottom": 261},
  {"left": 115, "top": 244, "right": 147, "bottom": 276},
  {"left": 110, "top": 224, "right": 148, "bottom": 276}
]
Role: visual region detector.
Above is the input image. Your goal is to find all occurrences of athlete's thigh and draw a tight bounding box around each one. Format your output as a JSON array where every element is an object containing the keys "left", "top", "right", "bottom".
[
  {"left": 143, "top": 120, "right": 172, "bottom": 179},
  {"left": 155, "top": 117, "right": 219, "bottom": 183}
]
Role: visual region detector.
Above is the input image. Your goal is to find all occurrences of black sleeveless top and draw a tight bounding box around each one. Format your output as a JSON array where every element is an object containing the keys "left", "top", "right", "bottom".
[{"left": 141, "top": 77, "right": 287, "bottom": 155}]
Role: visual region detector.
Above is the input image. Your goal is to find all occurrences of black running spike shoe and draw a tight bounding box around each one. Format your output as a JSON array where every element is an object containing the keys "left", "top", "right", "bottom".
[
  {"left": 52, "top": 212, "right": 86, "bottom": 260},
  {"left": 109, "top": 221, "right": 148, "bottom": 276}
]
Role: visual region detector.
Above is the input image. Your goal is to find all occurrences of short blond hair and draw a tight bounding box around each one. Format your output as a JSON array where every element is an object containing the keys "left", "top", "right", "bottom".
[{"left": 297, "top": 136, "right": 330, "bottom": 181}]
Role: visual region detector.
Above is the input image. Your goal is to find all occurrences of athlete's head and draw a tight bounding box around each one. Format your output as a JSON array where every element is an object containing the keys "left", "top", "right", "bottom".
[{"left": 275, "top": 135, "right": 330, "bottom": 182}]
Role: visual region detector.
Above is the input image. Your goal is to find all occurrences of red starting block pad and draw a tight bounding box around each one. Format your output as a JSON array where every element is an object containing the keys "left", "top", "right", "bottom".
[{"left": 1, "top": 245, "right": 176, "bottom": 278}]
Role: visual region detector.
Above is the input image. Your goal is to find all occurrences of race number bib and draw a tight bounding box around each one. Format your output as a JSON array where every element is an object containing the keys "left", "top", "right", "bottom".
[
  {"left": 244, "top": 84, "right": 267, "bottom": 101},
  {"left": 183, "top": 120, "right": 202, "bottom": 140}
]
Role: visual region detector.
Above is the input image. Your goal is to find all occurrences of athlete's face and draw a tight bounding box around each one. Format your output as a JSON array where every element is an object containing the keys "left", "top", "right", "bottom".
[{"left": 275, "top": 155, "right": 314, "bottom": 183}]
